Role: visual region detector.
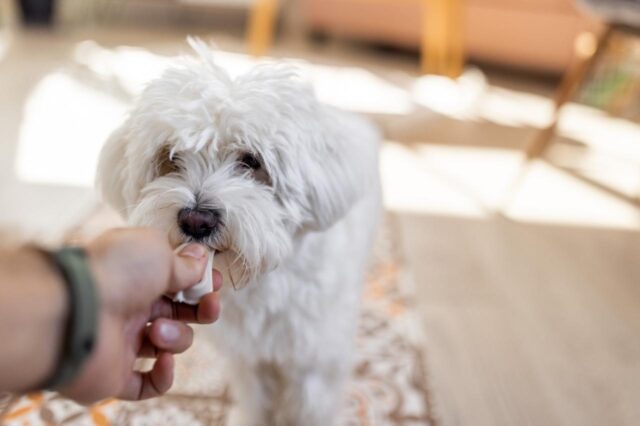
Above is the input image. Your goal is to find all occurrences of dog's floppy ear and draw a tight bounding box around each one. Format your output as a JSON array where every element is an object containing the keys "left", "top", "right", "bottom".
[
  {"left": 96, "top": 125, "right": 142, "bottom": 218},
  {"left": 302, "top": 114, "right": 379, "bottom": 231}
]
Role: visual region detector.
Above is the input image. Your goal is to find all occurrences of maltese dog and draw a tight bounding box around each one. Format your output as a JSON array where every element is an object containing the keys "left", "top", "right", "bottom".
[{"left": 97, "top": 40, "right": 380, "bottom": 426}]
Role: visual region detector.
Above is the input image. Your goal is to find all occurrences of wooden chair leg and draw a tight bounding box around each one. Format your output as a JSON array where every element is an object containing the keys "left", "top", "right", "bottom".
[
  {"left": 421, "top": 0, "right": 440, "bottom": 75},
  {"left": 421, "top": 0, "right": 464, "bottom": 78},
  {"left": 247, "top": 0, "right": 278, "bottom": 57},
  {"left": 525, "top": 26, "right": 613, "bottom": 159},
  {"left": 446, "top": 0, "right": 464, "bottom": 78}
]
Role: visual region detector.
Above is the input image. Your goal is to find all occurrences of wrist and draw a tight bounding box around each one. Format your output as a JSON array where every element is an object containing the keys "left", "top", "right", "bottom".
[{"left": 0, "top": 247, "right": 68, "bottom": 392}]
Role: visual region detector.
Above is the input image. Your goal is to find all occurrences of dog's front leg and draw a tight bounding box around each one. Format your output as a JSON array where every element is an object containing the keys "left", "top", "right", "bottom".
[
  {"left": 272, "top": 361, "right": 350, "bottom": 426},
  {"left": 225, "top": 360, "right": 275, "bottom": 426},
  {"left": 227, "top": 360, "right": 347, "bottom": 426}
]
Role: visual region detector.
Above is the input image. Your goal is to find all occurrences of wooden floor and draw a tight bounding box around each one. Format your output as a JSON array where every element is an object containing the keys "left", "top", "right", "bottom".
[{"left": 398, "top": 212, "right": 640, "bottom": 426}]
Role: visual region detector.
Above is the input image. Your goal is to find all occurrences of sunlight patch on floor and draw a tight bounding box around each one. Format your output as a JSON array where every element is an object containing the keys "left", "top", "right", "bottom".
[
  {"left": 15, "top": 71, "right": 128, "bottom": 187},
  {"left": 74, "top": 40, "right": 173, "bottom": 95},
  {"left": 412, "top": 69, "right": 554, "bottom": 128},
  {"left": 549, "top": 143, "right": 640, "bottom": 198},
  {"left": 411, "top": 70, "right": 485, "bottom": 119},
  {"left": 559, "top": 104, "right": 640, "bottom": 162},
  {"left": 550, "top": 104, "right": 640, "bottom": 197},
  {"left": 413, "top": 144, "right": 523, "bottom": 210},
  {"left": 382, "top": 142, "right": 640, "bottom": 230},
  {"left": 478, "top": 86, "right": 553, "bottom": 128},
  {"left": 380, "top": 142, "right": 488, "bottom": 218},
  {"left": 308, "top": 66, "right": 413, "bottom": 115},
  {"left": 504, "top": 160, "right": 640, "bottom": 230}
]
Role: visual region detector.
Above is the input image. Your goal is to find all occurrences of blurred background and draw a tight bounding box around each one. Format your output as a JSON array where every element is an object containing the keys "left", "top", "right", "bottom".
[{"left": 0, "top": 0, "right": 639, "bottom": 425}]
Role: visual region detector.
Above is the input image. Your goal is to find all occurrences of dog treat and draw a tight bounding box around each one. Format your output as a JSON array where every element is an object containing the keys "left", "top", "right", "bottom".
[{"left": 172, "top": 244, "right": 215, "bottom": 305}]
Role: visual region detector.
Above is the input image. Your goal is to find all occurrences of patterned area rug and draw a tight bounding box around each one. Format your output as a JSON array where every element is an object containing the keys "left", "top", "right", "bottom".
[{"left": 1, "top": 209, "right": 435, "bottom": 426}]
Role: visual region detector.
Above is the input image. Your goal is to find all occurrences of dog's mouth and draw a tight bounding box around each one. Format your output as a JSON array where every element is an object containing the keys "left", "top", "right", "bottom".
[
  {"left": 172, "top": 233, "right": 226, "bottom": 254},
  {"left": 203, "top": 243, "right": 227, "bottom": 256}
]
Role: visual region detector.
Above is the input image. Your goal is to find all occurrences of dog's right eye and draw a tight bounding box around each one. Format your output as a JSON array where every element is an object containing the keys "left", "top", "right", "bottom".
[
  {"left": 238, "top": 152, "right": 262, "bottom": 170},
  {"left": 156, "top": 146, "right": 181, "bottom": 176}
]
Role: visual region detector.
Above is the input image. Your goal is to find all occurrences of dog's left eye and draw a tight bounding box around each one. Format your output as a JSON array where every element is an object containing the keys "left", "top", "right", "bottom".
[{"left": 238, "top": 153, "right": 261, "bottom": 170}]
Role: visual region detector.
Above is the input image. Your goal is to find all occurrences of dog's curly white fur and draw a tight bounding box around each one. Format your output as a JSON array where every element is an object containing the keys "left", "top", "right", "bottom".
[{"left": 97, "top": 40, "right": 381, "bottom": 426}]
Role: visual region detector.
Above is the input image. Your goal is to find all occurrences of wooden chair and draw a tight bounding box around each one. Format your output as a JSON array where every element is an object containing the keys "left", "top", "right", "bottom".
[{"left": 525, "top": 0, "right": 640, "bottom": 160}]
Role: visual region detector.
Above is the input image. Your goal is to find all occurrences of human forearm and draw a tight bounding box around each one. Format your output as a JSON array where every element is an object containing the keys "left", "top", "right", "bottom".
[{"left": 0, "top": 247, "right": 67, "bottom": 392}]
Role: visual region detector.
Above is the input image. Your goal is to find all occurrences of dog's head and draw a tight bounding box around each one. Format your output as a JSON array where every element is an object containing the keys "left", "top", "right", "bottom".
[{"left": 96, "top": 41, "right": 377, "bottom": 288}]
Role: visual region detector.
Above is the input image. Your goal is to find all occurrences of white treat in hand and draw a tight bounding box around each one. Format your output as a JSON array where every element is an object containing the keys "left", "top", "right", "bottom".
[{"left": 173, "top": 244, "right": 215, "bottom": 305}]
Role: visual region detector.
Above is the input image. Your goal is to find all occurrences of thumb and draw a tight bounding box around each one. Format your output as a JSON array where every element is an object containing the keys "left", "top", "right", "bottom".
[{"left": 169, "top": 243, "right": 208, "bottom": 293}]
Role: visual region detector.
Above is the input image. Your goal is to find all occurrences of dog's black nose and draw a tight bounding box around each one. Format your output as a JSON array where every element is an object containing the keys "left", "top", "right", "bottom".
[{"left": 178, "top": 208, "right": 220, "bottom": 239}]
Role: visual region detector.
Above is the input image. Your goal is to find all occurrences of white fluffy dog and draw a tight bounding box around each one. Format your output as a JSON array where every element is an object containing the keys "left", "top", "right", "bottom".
[{"left": 97, "top": 41, "right": 380, "bottom": 426}]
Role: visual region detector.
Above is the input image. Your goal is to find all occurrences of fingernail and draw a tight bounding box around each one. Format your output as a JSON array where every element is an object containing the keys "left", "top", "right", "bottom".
[
  {"left": 159, "top": 322, "right": 180, "bottom": 342},
  {"left": 179, "top": 244, "right": 206, "bottom": 259}
]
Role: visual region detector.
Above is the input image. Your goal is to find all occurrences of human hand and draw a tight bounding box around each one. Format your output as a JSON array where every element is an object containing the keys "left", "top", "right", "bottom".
[{"left": 59, "top": 228, "right": 221, "bottom": 404}]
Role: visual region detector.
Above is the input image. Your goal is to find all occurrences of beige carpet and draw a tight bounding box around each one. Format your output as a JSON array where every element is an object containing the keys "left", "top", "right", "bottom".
[{"left": 1, "top": 210, "right": 435, "bottom": 425}]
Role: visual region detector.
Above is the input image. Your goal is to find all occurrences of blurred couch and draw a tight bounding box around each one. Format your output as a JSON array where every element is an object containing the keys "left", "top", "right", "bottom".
[{"left": 301, "top": 0, "right": 603, "bottom": 74}]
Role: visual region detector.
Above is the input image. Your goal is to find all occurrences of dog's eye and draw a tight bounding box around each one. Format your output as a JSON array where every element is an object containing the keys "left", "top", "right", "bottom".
[
  {"left": 238, "top": 153, "right": 261, "bottom": 170},
  {"left": 156, "top": 146, "right": 181, "bottom": 176},
  {"left": 237, "top": 152, "right": 271, "bottom": 185}
]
